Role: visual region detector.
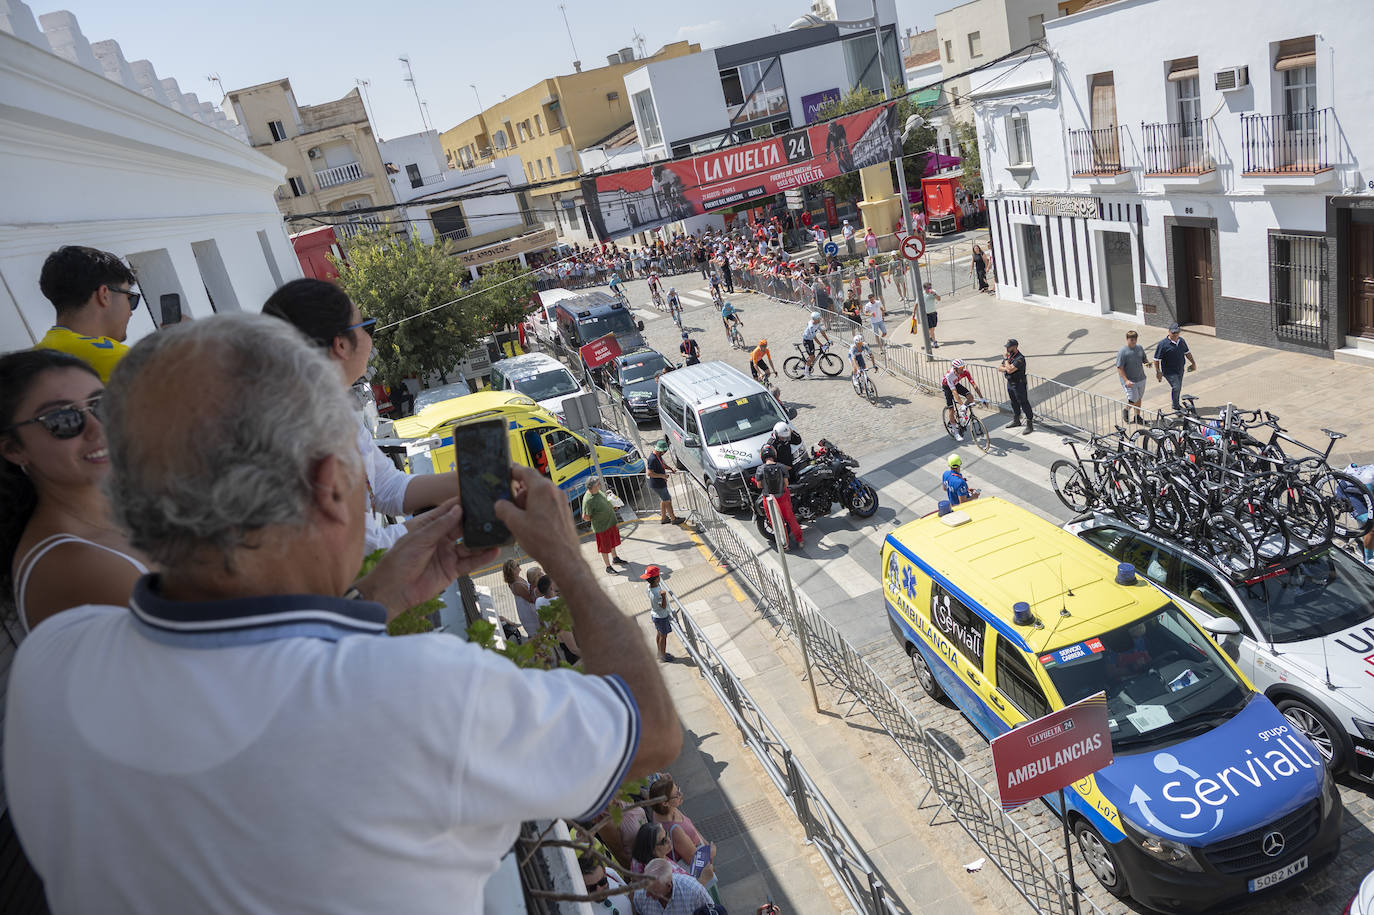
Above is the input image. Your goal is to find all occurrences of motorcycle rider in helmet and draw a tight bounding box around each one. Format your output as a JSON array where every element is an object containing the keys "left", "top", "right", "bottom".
[
  {"left": 764, "top": 420, "right": 804, "bottom": 482},
  {"left": 753, "top": 445, "right": 804, "bottom": 550}
]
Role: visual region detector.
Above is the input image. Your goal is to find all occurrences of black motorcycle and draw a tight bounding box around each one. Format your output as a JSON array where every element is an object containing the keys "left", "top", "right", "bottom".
[{"left": 747, "top": 438, "right": 879, "bottom": 544}]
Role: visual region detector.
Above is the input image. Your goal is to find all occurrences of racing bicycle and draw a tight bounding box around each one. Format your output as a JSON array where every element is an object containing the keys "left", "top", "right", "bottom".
[
  {"left": 784, "top": 340, "right": 843, "bottom": 378},
  {"left": 725, "top": 313, "right": 746, "bottom": 350},
  {"left": 851, "top": 363, "right": 878, "bottom": 403},
  {"left": 944, "top": 398, "right": 990, "bottom": 452},
  {"left": 649, "top": 286, "right": 665, "bottom": 311}
]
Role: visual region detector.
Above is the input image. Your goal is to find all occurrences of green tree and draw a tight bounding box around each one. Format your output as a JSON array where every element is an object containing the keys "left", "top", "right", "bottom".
[
  {"left": 812, "top": 84, "right": 938, "bottom": 213},
  {"left": 956, "top": 119, "right": 983, "bottom": 197},
  {"left": 331, "top": 230, "right": 476, "bottom": 391},
  {"left": 467, "top": 259, "right": 536, "bottom": 357}
]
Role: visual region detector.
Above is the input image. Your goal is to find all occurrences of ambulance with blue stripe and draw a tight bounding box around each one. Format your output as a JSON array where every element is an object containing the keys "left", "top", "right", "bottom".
[
  {"left": 394, "top": 391, "right": 644, "bottom": 509},
  {"left": 882, "top": 498, "right": 1342, "bottom": 913}
]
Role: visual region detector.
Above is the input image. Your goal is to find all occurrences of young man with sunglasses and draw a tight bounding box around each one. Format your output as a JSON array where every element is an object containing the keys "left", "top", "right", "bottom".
[
  {"left": 35, "top": 246, "right": 142, "bottom": 382},
  {"left": 262, "top": 279, "right": 458, "bottom": 550}
]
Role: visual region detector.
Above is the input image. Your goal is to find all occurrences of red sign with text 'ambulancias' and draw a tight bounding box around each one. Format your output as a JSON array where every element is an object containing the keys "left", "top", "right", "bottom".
[
  {"left": 579, "top": 334, "right": 622, "bottom": 370},
  {"left": 991, "top": 692, "right": 1113, "bottom": 810}
]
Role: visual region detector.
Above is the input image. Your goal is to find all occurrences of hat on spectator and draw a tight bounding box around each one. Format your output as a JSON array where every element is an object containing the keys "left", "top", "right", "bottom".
[
  {"left": 1004, "top": 338, "right": 1018, "bottom": 348},
  {"left": 1168, "top": 322, "right": 1182, "bottom": 333},
  {"left": 640, "top": 566, "right": 662, "bottom": 580},
  {"left": 654, "top": 439, "right": 669, "bottom": 452}
]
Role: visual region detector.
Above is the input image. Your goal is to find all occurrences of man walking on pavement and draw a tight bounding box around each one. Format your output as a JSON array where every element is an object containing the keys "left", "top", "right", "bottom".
[
  {"left": 1116, "top": 330, "right": 1152, "bottom": 425},
  {"left": 999, "top": 338, "right": 1033, "bottom": 434},
  {"left": 842, "top": 219, "right": 856, "bottom": 256},
  {"left": 1154, "top": 323, "right": 1197, "bottom": 411}
]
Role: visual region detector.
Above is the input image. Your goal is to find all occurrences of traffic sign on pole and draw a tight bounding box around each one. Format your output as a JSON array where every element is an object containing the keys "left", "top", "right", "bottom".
[
  {"left": 900, "top": 233, "right": 926, "bottom": 262},
  {"left": 823, "top": 241, "right": 839, "bottom": 256}
]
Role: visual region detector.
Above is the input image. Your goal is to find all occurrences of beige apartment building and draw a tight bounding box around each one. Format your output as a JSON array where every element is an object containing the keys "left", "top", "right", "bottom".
[
  {"left": 439, "top": 41, "right": 698, "bottom": 243},
  {"left": 227, "top": 78, "right": 398, "bottom": 238}
]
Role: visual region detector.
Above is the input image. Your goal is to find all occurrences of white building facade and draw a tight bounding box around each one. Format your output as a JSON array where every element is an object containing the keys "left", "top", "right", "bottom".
[
  {"left": 973, "top": 0, "right": 1374, "bottom": 359},
  {"left": 0, "top": 26, "right": 299, "bottom": 352}
]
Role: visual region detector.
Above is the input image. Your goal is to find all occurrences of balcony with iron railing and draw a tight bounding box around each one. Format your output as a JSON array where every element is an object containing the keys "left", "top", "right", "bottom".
[
  {"left": 1068, "top": 125, "right": 1131, "bottom": 186},
  {"left": 1241, "top": 108, "right": 1334, "bottom": 183},
  {"left": 315, "top": 161, "right": 367, "bottom": 190},
  {"left": 1142, "top": 119, "right": 1219, "bottom": 189}
]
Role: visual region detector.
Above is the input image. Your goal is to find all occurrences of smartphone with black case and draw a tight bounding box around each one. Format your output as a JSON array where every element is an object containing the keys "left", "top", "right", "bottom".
[
  {"left": 454, "top": 419, "right": 514, "bottom": 548},
  {"left": 159, "top": 293, "right": 182, "bottom": 327}
]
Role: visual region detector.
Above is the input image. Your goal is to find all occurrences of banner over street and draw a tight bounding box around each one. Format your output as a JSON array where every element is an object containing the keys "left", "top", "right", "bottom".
[{"left": 581, "top": 102, "right": 901, "bottom": 240}]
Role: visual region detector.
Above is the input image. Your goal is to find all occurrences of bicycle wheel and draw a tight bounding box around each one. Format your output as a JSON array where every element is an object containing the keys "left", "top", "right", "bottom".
[
  {"left": 1148, "top": 475, "right": 1188, "bottom": 540},
  {"left": 1232, "top": 492, "right": 1291, "bottom": 562},
  {"left": 1267, "top": 479, "right": 1332, "bottom": 547},
  {"left": 1050, "top": 460, "right": 1094, "bottom": 514},
  {"left": 783, "top": 356, "right": 806, "bottom": 380},
  {"left": 1314, "top": 471, "right": 1374, "bottom": 539},
  {"left": 969, "top": 416, "right": 990, "bottom": 453},
  {"left": 1105, "top": 463, "right": 1154, "bottom": 531},
  {"left": 864, "top": 374, "right": 879, "bottom": 403},
  {"left": 1199, "top": 513, "right": 1259, "bottom": 575},
  {"left": 944, "top": 412, "right": 963, "bottom": 443},
  {"left": 818, "top": 352, "right": 844, "bottom": 376}
]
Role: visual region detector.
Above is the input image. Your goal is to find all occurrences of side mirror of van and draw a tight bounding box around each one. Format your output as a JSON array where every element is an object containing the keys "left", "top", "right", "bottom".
[
  {"left": 1201, "top": 616, "right": 1241, "bottom": 638},
  {"left": 683, "top": 435, "right": 701, "bottom": 449},
  {"left": 637, "top": 320, "right": 645, "bottom": 331}
]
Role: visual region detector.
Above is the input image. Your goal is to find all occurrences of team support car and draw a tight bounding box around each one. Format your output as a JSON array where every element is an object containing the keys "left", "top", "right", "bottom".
[
  {"left": 885, "top": 498, "right": 1341, "bottom": 913},
  {"left": 605, "top": 349, "right": 675, "bottom": 423},
  {"left": 1068, "top": 512, "right": 1374, "bottom": 782}
]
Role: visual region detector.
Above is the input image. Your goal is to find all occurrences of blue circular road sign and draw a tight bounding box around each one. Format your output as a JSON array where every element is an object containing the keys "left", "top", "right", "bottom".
[{"left": 824, "top": 242, "right": 839, "bottom": 256}]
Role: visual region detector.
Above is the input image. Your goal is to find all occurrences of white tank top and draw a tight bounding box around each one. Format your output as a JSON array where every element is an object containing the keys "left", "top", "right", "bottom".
[{"left": 13, "top": 533, "right": 147, "bottom": 635}]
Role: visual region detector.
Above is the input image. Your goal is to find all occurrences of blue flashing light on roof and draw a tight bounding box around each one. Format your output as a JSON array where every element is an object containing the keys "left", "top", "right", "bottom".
[
  {"left": 1115, "top": 562, "right": 1137, "bottom": 585},
  {"left": 1012, "top": 601, "right": 1034, "bottom": 626}
]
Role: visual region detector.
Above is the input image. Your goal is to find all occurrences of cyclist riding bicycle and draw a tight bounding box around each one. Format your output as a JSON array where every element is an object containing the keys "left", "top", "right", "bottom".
[
  {"left": 941, "top": 358, "right": 984, "bottom": 441},
  {"left": 941, "top": 454, "right": 981, "bottom": 506},
  {"left": 720, "top": 300, "right": 741, "bottom": 339},
  {"left": 666, "top": 286, "right": 681, "bottom": 315},
  {"left": 608, "top": 271, "right": 624, "bottom": 298},
  {"left": 749, "top": 339, "right": 775, "bottom": 382},
  {"left": 800, "top": 312, "right": 830, "bottom": 377},
  {"left": 848, "top": 333, "right": 869, "bottom": 379}
]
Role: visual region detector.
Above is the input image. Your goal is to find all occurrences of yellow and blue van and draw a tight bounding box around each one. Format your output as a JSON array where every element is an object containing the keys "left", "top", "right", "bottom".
[
  {"left": 882, "top": 498, "right": 1341, "bottom": 913},
  {"left": 394, "top": 391, "right": 644, "bottom": 506}
]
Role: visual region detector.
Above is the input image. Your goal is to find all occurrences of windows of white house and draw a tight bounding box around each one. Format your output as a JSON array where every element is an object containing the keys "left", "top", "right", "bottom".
[
  {"left": 944, "top": 39, "right": 954, "bottom": 63},
  {"left": 632, "top": 89, "right": 662, "bottom": 147},
  {"left": 968, "top": 31, "right": 982, "bottom": 58},
  {"left": 1167, "top": 56, "right": 1201, "bottom": 135},
  {"left": 1006, "top": 112, "right": 1032, "bottom": 166}
]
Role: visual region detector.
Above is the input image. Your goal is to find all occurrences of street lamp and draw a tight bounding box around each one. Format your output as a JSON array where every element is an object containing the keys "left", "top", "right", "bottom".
[{"left": 791, "top": 4, "right": 933, "bottom": 357}]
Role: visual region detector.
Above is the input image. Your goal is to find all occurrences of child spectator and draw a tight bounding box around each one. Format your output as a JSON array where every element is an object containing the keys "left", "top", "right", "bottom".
[{"left": 642, "top": 566, "right": 673, "bottom": 662}]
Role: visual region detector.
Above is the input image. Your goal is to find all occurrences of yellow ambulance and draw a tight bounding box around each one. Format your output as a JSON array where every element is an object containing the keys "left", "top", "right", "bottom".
[{"left": 882, "top": 498, "right": 1340, "bottom": 912}]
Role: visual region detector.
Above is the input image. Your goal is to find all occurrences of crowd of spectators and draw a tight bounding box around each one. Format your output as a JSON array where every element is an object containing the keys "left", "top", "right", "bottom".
[{"left": 0, "top": 245, "right": 683, "bottom": 913}]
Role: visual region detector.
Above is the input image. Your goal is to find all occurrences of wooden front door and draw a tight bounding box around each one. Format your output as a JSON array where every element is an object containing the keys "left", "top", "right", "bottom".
[
  {"left": 1181, "top": 227, "right": 1215, "bottom": 326},
  {"left": 1350, "top": 222, "right": 1374, "bottom": 337}
]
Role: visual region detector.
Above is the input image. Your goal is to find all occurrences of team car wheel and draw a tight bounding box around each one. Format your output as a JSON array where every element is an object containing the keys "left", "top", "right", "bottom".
[
  {"left": 706, "top": 479, "right": 727, "bottom": 513},
  {"left": 1276, "top": 697, "right": 1349, "bottom": 774},
  {"left": 907, "top": 643, "right": 944, "bottom": 699},
  {"left": 1075, "top": 819, "right": 1131, "bottom": 900}
]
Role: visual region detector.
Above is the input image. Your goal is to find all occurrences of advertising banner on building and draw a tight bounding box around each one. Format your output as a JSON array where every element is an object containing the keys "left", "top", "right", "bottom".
[
  {"left": 581, "top": 102, "right": 900, "bottom": 240},
  {"left": 991, "top": 692, "right": 1113, "bottom": 810}
]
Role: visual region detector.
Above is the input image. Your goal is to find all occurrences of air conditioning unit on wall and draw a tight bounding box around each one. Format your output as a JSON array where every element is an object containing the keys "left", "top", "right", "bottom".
[
  {"left": 1214, "top": 66, "right": 1249, "bottom": 92},
  {"left": 308, "top": 147, "right": 321, "bottom": 159}
]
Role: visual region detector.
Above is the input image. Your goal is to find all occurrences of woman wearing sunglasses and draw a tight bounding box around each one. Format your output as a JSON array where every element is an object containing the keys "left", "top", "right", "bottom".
[{"left": 1, "top": 350, "right": 149, "bottom": 634}]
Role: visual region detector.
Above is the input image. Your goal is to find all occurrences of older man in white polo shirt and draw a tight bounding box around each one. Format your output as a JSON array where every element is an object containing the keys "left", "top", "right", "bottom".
[{"left": 3, "top": 314, "right": 680, "bottom": 914}]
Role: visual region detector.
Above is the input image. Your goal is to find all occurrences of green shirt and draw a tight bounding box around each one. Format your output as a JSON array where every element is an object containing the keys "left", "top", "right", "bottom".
[{"left": 581, "top": 489, "right": 618, "bottom": 533}]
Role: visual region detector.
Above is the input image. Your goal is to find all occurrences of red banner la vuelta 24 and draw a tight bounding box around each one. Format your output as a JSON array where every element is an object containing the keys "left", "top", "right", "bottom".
[
  {"left": 580, "top": 102, "right": 901, "bottom": 241},
  {"left": 991, "top": 691, "right": 1114, "bottom": 810}
]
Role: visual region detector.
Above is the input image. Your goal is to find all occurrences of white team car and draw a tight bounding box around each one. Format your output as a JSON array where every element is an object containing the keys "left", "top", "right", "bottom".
[{"left": 1067, "top": 513, "right": 1374, "bottom": 782}]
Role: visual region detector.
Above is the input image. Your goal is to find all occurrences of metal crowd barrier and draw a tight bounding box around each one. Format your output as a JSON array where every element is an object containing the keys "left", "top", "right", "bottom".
[
  {"left": 666, "top": 473, "right": 1107, "bottom": 915},
  {"left": 665, "top": 584, "right": 900, "bottom": 915}
]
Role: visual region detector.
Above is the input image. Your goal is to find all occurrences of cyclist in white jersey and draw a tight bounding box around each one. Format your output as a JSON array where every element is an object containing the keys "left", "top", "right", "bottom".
[
  {"left": 800, "top": 312, "right": 830, "bottom": 377},
  {"left": 941, "top": 358, "right": 984, "bottom": 437}
]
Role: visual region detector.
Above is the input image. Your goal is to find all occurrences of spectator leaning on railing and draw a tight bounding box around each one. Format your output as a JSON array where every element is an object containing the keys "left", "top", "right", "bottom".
[{"left": 2, "top": 314, "right": 680, "bottom": 914}]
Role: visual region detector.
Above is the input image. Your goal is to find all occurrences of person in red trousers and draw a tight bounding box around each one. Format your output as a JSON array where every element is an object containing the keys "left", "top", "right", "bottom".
[{"left": 754, "top": 446, "right": 803, "bottom": 550}]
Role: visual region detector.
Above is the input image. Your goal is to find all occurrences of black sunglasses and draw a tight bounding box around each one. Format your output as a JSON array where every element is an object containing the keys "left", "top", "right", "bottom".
[
  {"left": 6, "top": 394, "right": 103, "bottom": 439},
  {"left": 586, "top": 874, "right": 609, "bottom": 891},
  {"left": 108, "top": 286, "right": 142, "bottom": 310}
]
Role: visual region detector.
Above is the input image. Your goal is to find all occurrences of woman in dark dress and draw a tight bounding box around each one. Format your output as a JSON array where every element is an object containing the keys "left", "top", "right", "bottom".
[{"left": 971, "top": 243, "right": 990, "bottom": 293}]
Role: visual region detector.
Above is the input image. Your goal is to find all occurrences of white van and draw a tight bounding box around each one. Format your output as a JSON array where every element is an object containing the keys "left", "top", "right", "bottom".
[
  {"left": 657, "top": 361, "right": 788, "bottom": 512},
  {"left": 490, "top": 352, "right": 585, "bottom": 419},
  {"left": 526, "top": 288, "right": 581, "bottom": 349}
]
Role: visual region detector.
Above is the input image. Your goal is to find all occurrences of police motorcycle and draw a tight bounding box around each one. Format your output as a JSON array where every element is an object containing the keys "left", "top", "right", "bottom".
[{"left": 745, "top": 436, "right": 879, "bottom": 544}]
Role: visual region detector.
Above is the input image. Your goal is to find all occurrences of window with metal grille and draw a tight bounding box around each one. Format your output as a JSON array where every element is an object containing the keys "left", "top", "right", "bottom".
[{"left": 1269, "top": 231, "right": 1325, "bottom": 343}]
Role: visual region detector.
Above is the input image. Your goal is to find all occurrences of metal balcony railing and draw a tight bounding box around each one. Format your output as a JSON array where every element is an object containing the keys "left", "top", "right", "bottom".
[
  {"left": 1069, "top": 125, "right": 1126, "bottom": 176},
  {"left": 1241, "top": 108, "right": 1332, "bottom": 175},
  {"left": 314, "top": 161, "right": 366, "bottom": 189},
  {"left": 1142, "top": 119, "right": 1215, "bottom": 175},
  {"left": 337, "top": 217, "right": 384, "bottom": 239},
  {"left": 439, "top": 226, "right": 470, "bottom": 242}
]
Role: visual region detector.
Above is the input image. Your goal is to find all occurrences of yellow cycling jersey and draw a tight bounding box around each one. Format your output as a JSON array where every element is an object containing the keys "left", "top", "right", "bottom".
[{"left": 36, "top": 326, "right": 128, "bottom": 383}]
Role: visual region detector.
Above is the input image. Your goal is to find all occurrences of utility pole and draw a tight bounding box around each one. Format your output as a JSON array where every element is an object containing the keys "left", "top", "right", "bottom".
[
  {"left": 559, "top": 3, "right": 582, "bottom": 72},
  {"left": 355, "top": 78, "right": 379, "bottom": 139},
  {"left": 399, "top": 56, "right": 430, "bottom": 132},
  {"left": 868, "top": 0, "right": 932, "bottom": 357}
]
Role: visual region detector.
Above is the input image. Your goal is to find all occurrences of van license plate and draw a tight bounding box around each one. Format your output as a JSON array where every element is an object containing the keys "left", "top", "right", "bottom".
[{"left": 1248, "top": 856, "right": 1307, "bottom": 892}]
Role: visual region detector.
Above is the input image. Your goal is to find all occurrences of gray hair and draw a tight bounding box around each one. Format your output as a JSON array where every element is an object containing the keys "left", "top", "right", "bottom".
[{"left": 103, "top": 313, "right": 362, "bottom": 567}]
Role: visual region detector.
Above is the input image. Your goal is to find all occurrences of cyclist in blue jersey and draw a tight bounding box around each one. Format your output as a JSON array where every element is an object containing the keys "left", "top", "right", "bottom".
[
  {"left": 800, "top": 312, "right": 830, "bottom": 377},
  {"left": 608, "top": 272, "right": 624, "bottom": 298},
  {"left": 720, "top": 300, "right": 741, "bottom": 340},
  {"left": 666, "top": 286, "right": 682, "bottom": 323},
  {"left": 848, "top": 333, "right": 868, "bottom": 379},
  {"left": 941, "top": 454, "right": 980, "bottom": 506}
]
